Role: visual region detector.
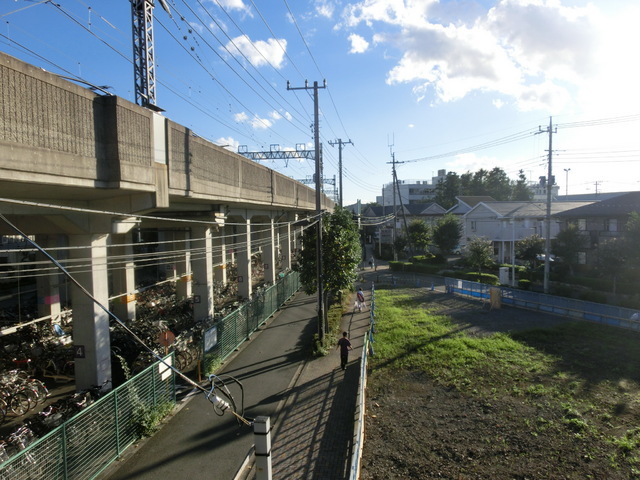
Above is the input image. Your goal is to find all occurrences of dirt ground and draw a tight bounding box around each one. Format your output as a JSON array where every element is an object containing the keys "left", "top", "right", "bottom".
[{"left": 360, "top": 290, "right": 640, "bottom": 480}]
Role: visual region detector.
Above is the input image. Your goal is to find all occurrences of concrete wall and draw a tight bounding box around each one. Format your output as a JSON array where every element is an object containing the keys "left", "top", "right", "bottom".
[{"left": 0, "top": 51, "right": 331, "bottom": 214}]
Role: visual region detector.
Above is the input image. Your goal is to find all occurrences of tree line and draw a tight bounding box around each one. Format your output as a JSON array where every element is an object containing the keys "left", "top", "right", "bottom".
[{"left": 434, "top": 167, "right": 532, "bottom": 209}]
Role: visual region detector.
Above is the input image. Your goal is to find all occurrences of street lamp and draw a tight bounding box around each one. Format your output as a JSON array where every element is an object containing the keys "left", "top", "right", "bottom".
[{"left": 564, "top": 168, "right": 571, "bottom": 196}]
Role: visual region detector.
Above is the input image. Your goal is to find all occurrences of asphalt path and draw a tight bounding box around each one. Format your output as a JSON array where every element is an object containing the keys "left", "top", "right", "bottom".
[{"left": 101, "top": 292, "right": 319, "bottom": 480}]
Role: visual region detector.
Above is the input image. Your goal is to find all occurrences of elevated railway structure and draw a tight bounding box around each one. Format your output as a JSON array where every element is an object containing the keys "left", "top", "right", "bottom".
[{"left": 0, "top": 51, "right": 333, "bottom": 390}]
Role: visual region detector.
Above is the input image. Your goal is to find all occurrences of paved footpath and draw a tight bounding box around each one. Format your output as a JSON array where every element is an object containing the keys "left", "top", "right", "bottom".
[{"left": 100, "top": 276, "right": 375, "bottom": 480}]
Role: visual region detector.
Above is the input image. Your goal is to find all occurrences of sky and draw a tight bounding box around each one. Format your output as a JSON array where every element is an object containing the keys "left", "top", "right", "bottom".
[{"left": 1, "top": 0, "right": 639, "bottom": 206}]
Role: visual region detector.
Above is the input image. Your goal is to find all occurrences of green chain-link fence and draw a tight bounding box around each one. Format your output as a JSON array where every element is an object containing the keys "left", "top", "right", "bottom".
[
  {"left": 0, "top": 354, "right": 175, "bottom": 480},
  {"left": 202, "top": 271, "right": 300, "bottom": 374}
]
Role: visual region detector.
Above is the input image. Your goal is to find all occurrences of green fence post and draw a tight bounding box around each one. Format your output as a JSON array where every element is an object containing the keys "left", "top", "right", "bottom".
[
  {"left": 114, "top": 388, "right": 121, "bottom": 456},
  {"left": 62, "top": 422, "right": 68, "bottom": 480},
  {"left": 152, "top": 365, "right": 157, "bottom": 406}
]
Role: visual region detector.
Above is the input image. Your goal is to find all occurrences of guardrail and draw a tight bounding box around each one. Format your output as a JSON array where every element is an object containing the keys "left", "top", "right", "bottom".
[
  {"left": 444, "top": 277, "right": 640, "bottom": 331},
  {"left": 349, "top": 282, "right": 376, "bottom": 480},
  {"left": 0, "top": 354, "right": 175, "bottom": 480}
]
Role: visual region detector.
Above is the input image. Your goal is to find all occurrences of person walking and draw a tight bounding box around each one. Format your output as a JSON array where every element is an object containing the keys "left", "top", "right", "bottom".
[
  {"left": 336, "top": 331, "right": 352, "bottom": 370},
  {"left": 356, "top": 287, "right": 366, "bottom": 312}
]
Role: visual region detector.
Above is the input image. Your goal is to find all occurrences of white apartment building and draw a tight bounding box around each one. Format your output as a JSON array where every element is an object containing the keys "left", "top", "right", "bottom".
[{"left": 376, "top": 169, "right": 447, "bottom": 206}]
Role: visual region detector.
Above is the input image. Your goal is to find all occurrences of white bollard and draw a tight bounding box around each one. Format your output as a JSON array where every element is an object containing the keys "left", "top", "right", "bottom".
[{"left": 254, "top": 416, "right": 272, "bottom": 480}]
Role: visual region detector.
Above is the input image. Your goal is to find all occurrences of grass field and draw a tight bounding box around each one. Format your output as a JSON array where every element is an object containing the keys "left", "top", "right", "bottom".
[{"left": 362, "top": 287, "right": 640, "bottom": 479}]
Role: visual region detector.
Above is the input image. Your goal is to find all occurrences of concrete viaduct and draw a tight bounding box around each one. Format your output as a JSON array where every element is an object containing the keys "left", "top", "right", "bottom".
[{"left": 0, "top": 52, "right": 334, "bottom": 390}]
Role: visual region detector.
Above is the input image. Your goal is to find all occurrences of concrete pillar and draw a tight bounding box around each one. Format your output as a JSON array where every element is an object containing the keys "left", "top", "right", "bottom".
[
  {"left": 110, "top": 232, "right": 136, "bottom": 321},
  {"left": 213, "top": 225, "right": 227, "bottom": 285},
  {"left": 281, "top": 221, "right": 292, "bottom": 271},
  {"left": 238, "top": 218, "right": 252, "bottom": 299},
  {"left": 68, "top": 233, "right": 112, "bottom": 391},
  {"left": 35, "top": 234, "right": 61, "bottom": 323},
  {"left": 263, "top": 218, "right": 276, "bottom": 285},
  {"left": 174, "top": 230, "right": 192, "bottom": 301},
  {"left": 191, "top": 225, "right": 214, "bottom": 322}
]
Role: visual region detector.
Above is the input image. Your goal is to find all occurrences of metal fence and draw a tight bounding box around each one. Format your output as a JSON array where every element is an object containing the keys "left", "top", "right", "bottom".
[
  {"left": 0, "top": 354, "right": 176, "bottom": 480},
  {"left": 444, "top": 277, "right": 640, "bottom": 331},
  {"left": 349, "top": 282, "right": 376, "bottom": 480},
  {"left": 202, "top": 271, "right": 301, "bottom": 375}
]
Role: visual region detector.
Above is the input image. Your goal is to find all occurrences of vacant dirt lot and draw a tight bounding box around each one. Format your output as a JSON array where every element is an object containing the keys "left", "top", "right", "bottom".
[{"left": 360, "top": 289, "right": 640, "bottom": 479}]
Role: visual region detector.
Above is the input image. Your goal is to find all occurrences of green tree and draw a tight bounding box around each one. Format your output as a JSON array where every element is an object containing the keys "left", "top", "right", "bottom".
[
  {"left": 434, "top": 172, "right": 460, "bottom": 210},
  {"left": 597, "top": 237, "right": 626, "bottom": 294},
  {"left": 295, "top": 206, "right": 362, "bottom": 297},
  {"left": 623, "top": 211, "right": 640, "bottom": 267},
  {"left": 486, "top": 167, "right": 512, "bottom": 200},
  {"left": 511, "top": 170, "right": 533, "bottom": 201},
  {"left": 515, "top": 234, "right": 544, "bottom": 268},
  {"left": 432, "top": 214, "right": 463, "bottom": 255},
  {"left": 464, "top": 237, "right": 494, "bottom": 274},
  {"left": 552, "top": 224, "right": 588, "bottom": 275},
  {"left": 407, "top": 219, "right": 431, "bottom": 254},
  {"left": 393, "top": 235, "right": 409, "bottom": 259},
  {"left": 470, "top": 169, "right": 489, "bottom": 196}
]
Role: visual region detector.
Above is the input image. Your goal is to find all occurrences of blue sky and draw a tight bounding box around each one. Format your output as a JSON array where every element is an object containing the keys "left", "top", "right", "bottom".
[{"left": 2, "top": 0, "right": 639, "bottom": 206}]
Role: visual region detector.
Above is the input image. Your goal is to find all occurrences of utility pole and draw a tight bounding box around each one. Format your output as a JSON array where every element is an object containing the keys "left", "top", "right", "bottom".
[
  {"left": 328, "top": 138, "right": 353, "bottom": 208},
  {"left": 539, "top": 117, "right": 557, "bottom": 294},
  {"left": 390, "top": 150, "right": 398, "bottom": 261},
  {"left": 564, "top": 168, "right": 571, "bottom": 196},
  {"left": 287, "top": 80, "right": 327, "bottom": 339}
]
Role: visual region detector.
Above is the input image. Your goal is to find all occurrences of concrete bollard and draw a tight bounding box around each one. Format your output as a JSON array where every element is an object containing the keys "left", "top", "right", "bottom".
[{"left": 254, "top": 416, "right": 272, "bottom": 480}]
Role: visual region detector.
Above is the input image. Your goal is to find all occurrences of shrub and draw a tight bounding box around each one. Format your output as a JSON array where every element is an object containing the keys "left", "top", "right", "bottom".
[
  {"left": 464, "top": 272, "right": 500, "bottom": 285},
  {"left": 388, "top": 261, "right": 410, "bottom": 272},
  {"left": 518, "top": 279, "right": 531, "bottom": 290},
  {"left": 427, "top": 253, "right": 446, "bottom": 265},
  {"left": 133, "top": 402, "right": 175, "bottom": 438},
  {"left": 552, "top": 284, "right": 573, "bottom": 298},
  {"left": 578, "top": 290, "right": 608, "bottom": 304}
]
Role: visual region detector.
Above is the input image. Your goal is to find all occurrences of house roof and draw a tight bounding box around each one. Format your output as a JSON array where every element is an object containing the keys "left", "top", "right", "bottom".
[
  {"left": 446, "top": 196, "right": 496, "bottom": 214},
  {"left": 361, "top": 202, "right": 446, "bottom": 217},
  {"left": 556, "top": 192, "right": 630, "bottom": 202},
  {"left": 467, "top": 201, "right": 595, "bottom": 218},
  {"left": 555, "top": 191, "right": 640, "bottom": 217}
]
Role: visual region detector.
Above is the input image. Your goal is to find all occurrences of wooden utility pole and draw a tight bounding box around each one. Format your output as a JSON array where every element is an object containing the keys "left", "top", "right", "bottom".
[
  {"left": 328, "top": 138, "right": 352, "bottom": 208},
  {"left": 287, "top": 80, "right": 327, "bottom": 339}
]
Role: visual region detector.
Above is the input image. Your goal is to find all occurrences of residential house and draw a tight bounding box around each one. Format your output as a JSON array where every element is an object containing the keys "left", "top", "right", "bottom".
[
  {"left": 463, "top": 201, "right": 594, "bottom": 263},
  {"left": 554, "top": 191, "right": 640, "bottom": 266},
  {"left": 361, "top": 202, "right": 446, "bottom": 247},
  {"left": 446, "top": 196, "right": 496, "bottom": 216}
]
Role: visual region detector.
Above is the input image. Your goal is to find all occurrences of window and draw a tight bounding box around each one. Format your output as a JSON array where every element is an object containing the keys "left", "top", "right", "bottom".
[
  {"left": 578, "top": 252, "right": 586, "bottom": 264},
  {"left": 470, "top": 221, "right": 477, "bottom": 231},
  {"left": 577, "top": 219, "right": 586, "bottom": 231},
  {"left": 606, "top": 219, "right": 617, "bottom": 232}
]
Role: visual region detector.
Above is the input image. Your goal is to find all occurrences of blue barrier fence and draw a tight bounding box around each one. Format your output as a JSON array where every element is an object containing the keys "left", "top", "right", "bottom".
[{"left": 444, "top": 277, "right": 640, "bottom": 331}]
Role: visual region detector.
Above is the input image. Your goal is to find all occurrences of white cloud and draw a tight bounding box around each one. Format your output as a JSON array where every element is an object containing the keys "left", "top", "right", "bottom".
[
  {"left": 269, "top": 111, "right": 282, "bottom": 121},
  {"left": 234, "top": 112, "right": 248, "bottom": 123},
  {"left": 348, "top": 33, "right": 369, "bottom": 54},
  {"left": 215, "top": 136, "right": 240, "bottom": 151},
  {"left": 225, "top": 35, "right": 287, "bottom": 69},
  {"left": 343, "top": 0, "right": 615, "bottom": 112},
  {"left": 214, "top": 0, "right": 250, "bottom": 14},
  {"left": 234, "top": 111, "right": 274, "bottom": 130},
  {"left": 315, "top": 0, "right": 335, "bottom": 18},
  {"left": 250, "top": 116, "right": 272, "bottom": 129}
]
